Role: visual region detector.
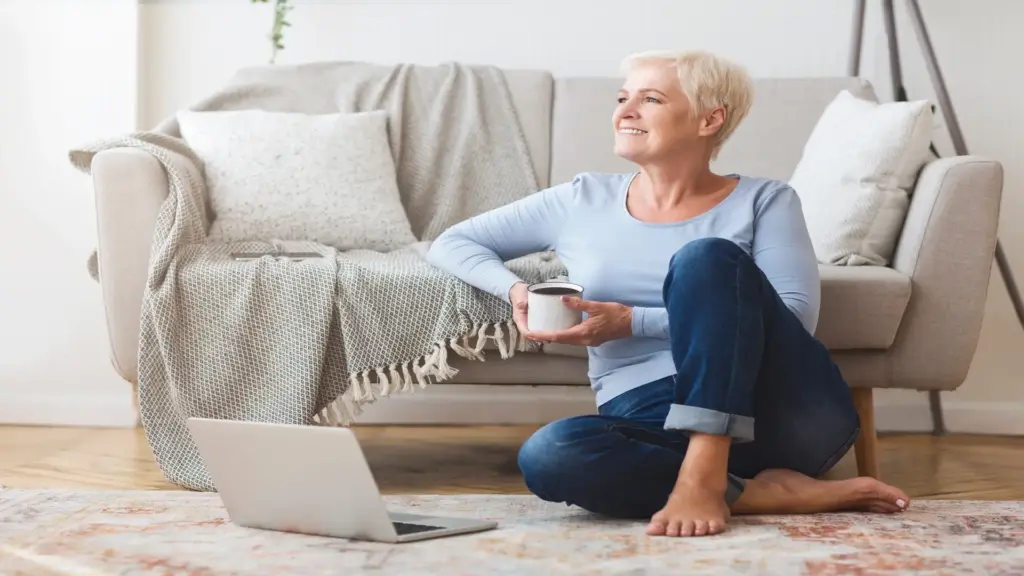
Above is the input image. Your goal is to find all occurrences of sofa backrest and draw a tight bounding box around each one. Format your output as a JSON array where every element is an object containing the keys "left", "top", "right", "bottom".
[
  {"left": 501, "top": 69, "right": 555, "bottom": 189},
  {"left": 451, "top": 67, "right": 880, "bottom": 190},
  {"left": 547, "top": 76, "right": 878, "bottom": 186}
]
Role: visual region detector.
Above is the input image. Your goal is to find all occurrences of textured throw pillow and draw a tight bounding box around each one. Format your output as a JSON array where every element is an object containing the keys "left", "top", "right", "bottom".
[
  {"left": 789, "top": 90, "right": 934, "bottom": 266},
  {"left": 177, "top": 109, "right": 417, "bottom": 252}
]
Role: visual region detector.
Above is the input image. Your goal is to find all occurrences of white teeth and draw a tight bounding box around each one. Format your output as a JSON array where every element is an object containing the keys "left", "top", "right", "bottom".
[{"left": 619, "top": 128, "right": 646, "bottom": 135}]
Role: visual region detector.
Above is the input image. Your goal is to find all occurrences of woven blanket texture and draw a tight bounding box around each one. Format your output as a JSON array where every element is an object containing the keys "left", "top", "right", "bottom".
[{"left": 69, "top": 61, "right": 564, "bottom": 491}]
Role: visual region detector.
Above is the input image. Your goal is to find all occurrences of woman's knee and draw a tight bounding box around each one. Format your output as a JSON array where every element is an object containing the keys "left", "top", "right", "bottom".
[
  {"left": 668, "top": 237, "right": 746, "bottom": 274},
  {"left": 517, "top": 416, "right": 603, "bottom": 496},
  {"left": 664, "top": 238, "right": 756, "bottom": 305}
]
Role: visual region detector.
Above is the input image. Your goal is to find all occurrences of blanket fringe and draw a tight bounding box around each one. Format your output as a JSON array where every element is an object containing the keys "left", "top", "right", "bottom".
[
  {"left": 314, "top": 318, "right": 532, "bottom": 427},
  {"left": 400, "top": 361, "right": 414, "bottom": 392},
  {"left": 374, "top": 367, "right": 389, "bottom": 397}
]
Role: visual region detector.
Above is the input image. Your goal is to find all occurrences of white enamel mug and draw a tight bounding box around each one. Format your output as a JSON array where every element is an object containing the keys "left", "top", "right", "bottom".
[{"left": 526, "top": 281, "right": 585, "bottom": 332}]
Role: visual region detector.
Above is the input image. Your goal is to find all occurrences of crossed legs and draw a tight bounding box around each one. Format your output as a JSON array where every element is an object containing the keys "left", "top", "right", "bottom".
[{"left": 517, "top": 238, "right": 908, "bottom": 536}]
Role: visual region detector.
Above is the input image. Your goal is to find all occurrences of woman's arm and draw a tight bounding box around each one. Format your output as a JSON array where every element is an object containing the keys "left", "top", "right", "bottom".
[
  {"left": 751, "top": 184, "right": 821, "bottom": 333},
  {"left": 427, "top": 179, "right": 578, "bottom": 302}
]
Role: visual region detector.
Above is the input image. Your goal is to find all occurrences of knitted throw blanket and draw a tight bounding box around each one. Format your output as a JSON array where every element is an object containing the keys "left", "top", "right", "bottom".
[{"left": 68, "top": 62, "right": 565, "bottom": 491}]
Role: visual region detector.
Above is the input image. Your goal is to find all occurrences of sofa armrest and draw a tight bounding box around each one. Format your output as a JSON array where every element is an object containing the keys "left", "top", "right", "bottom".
[
  {"left": 883, "top": 155, "right": 1003, "bottom": 390},
  {"left": 92, "top": 148, "right": 170, "bottom": 383}
]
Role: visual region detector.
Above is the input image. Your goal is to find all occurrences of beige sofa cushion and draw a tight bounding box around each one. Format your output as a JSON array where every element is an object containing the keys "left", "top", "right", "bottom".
[{"left": 446, "top": 351, "right": 590, "bottom": 385}]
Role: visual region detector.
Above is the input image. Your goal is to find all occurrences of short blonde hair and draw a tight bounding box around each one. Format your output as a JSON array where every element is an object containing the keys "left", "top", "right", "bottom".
[{"left": 620, "top": 50, "right": 754, "bottom": 158}]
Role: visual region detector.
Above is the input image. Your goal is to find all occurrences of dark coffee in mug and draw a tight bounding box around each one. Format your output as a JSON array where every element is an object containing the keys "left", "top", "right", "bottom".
[{"left": 530, "top": 286, "right": 580, "bottom": 296}]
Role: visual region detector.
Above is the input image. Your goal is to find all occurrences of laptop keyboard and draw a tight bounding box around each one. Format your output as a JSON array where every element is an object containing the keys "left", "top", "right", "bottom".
[{"left": 393, "top": 521, "right": 443, "bottom": 535}]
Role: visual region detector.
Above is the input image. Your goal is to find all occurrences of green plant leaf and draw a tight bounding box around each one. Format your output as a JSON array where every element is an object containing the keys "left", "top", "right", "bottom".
[{"left": 253, "top": 0, "right": 292, "bottom": 64}]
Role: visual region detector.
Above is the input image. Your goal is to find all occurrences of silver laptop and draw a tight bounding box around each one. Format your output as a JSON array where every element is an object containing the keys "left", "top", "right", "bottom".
[{"left": 185, "top": 417, "right": 498, "bottom": 543}]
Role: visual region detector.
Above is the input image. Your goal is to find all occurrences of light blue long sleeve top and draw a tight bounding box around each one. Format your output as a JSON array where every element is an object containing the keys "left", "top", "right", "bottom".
[{"left": 426, "top": 172, "right": 820, "bottom": 406}]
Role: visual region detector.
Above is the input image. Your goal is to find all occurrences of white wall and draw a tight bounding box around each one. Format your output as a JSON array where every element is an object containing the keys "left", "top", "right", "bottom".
[
  {"left": 138, "top": 0, "right": 861, "bottom": 127},
  {"left": 0, "top": 0, "right": 139, "bottom": 426}
]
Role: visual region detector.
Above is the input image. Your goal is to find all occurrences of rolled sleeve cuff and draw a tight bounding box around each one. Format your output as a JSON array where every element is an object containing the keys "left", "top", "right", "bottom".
[
  {"left": 494, "top": 274, "right": 525, "bottom": 303},
  {"left": 630, "top": 307, "right": 647, "bottom": 336},
  {"left": 664, "top": 404, "right": 755, "bottom": 443},
  {"left": 630, "top": 306, "right": 669, "bottom": 339}
]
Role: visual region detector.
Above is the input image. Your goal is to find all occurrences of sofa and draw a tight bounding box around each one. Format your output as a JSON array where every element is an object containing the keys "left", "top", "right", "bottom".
[{"left": 89, "top": 68, "right": 1003, "bottom": 481}]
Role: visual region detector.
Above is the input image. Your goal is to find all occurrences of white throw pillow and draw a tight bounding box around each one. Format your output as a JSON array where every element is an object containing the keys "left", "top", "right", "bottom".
[
  {"left": 177, "top": 109, "right": 417, "bottom": 252},
  {"left": 789, "top": 90, "right": 934, "bottom": 266}
]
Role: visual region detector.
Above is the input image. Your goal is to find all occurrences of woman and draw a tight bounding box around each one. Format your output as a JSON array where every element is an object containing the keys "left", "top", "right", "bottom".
[{"left": 427, "top": 50, "right": 909, "bottom": 538}]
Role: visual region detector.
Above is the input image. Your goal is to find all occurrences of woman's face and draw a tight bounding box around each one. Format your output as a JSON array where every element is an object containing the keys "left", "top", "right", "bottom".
[{"left": 613, "top": 62, "right": 720, "bottom": 164}]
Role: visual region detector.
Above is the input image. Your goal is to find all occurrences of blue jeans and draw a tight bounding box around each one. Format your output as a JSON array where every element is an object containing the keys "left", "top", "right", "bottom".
[{"left": 517, "top": 238, "right": 860, "bottom": 519}]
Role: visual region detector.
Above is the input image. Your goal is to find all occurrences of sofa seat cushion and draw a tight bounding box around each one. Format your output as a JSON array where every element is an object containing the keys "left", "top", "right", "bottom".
[
  {"left": 446, "top": 351, "right": 590, "bottom": 385},
  {"left": 816, "top": 264, "right": 910, "bottom": 349}
]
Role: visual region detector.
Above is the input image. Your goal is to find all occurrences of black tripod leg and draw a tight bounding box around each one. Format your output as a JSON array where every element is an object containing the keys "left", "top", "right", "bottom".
[
  {"left": 848, "top": 0, "right": 866, "bottom": 76},
  {"left": 879, "top": 0, "right": 950, "bottom": 436},
  {"left": 904, "top": 0, "right": 966, "bottom": 153},
  {"left": 882, "top": 0, "right": 909, "bottom": 102}
]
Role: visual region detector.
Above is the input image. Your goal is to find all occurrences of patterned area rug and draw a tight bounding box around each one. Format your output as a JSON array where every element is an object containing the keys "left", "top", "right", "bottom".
[{"left": 1, "top": 489, "right": 1022, "bottom": 575}]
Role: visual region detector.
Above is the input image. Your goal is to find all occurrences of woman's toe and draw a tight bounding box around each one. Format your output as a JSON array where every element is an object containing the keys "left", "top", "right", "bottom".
[
  {"left": 693, "top": 520, "right": 708, "bottom": 536},
  {"left": 646, "top": 520, "right": 666, "bottom": 535},
  {"left": 666, "top": 519, "right": 682, "bottom": 537}
]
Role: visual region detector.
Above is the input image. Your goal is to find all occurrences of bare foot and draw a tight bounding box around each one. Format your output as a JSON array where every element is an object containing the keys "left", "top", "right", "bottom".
[
  {"left": 646, "top": 481, "right": 730, "bottom": 537},
  {"left": 731, "top": 469, "right": 910, "bottom": 515}
]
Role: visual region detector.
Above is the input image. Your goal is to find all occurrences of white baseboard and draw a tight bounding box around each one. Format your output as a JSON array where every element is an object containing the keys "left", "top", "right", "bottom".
[
  {"left": 878, "top": 399, "right": 1024, "bottom": 436},
  {"left": 0, "top": 394, "right": 138, "bottom": 428},
  {"left": 950, "top": 402, "right": 1024, "bottom": 435},
  {"left": 874, "top": 401, "right": 935, "bottom": 433},
  {"left": 353, "top": 384, "right": 1024, "bottom": 436}
]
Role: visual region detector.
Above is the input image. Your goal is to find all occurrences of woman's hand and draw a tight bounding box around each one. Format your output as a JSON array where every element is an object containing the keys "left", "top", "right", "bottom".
[
  {"left": 527, "top": 297, "right": 633, "bottom": 347},
  {"left": 509, "top": 282, "right": 532, "bottom": 337}
]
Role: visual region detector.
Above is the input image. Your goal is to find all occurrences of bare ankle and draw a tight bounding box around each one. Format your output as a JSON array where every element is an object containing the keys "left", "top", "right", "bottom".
[
  {"left": 675, "top": 433, "right": 731, "bottom": 493},
  {"left": 672, "top": 478, "right": 725, "bottom": 497}
]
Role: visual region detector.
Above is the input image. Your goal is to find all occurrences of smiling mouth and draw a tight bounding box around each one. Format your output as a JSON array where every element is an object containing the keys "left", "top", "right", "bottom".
[{"left": 618, "top": 128, "right": 647, "bottom": 135}]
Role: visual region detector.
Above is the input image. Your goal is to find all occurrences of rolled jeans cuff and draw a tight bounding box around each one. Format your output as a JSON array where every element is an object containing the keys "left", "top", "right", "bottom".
[
  {"left": 725, "top": 475, "right": 746, "bottom": 505},
  {"left": 664, "top": 404, "right": 755, "bottom": 443}
]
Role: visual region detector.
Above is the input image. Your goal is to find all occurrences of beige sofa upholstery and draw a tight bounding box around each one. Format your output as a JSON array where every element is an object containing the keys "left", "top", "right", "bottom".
[{"left": 89, "top": 67, "right": 1003, "bottom": 477}]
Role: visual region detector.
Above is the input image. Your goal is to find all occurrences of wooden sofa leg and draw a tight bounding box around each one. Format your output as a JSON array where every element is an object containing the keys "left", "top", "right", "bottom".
[{"left": 851, "top": 388, "right": 880, "bottom": 479}]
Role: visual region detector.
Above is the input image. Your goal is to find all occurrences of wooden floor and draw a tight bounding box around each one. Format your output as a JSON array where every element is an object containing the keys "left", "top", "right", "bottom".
[{"left": 1, "top": 425, "right": 1023, "bottom": 500}]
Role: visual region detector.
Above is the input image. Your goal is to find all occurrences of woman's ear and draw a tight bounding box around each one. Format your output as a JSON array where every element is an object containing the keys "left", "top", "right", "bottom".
[{"left": 699, "top": 107, "right": 727, "bottom": 137}]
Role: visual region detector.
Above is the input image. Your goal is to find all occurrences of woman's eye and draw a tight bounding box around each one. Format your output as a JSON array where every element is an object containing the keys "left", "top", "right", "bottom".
[
  {"left": 617, "top": 97, "right": 627, "bottom": 103},
  {"left": 645, "top": 97, "right": 660, "bottom": 103}
]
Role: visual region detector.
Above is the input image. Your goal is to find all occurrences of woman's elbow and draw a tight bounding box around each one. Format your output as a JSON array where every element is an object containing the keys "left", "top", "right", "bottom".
[
  {"left": 426, "top": 228, "right": 464, "bottom": 270},
  {"left": 426, "top": 234, "right": 448, "bottom": 267}
]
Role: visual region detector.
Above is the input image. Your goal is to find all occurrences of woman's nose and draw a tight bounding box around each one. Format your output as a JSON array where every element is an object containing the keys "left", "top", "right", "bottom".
[
  {"left": 618, "top": 97, "right": 634, "bottom": 117},
  {"left": 618, "top": 102, "right": 638, "bottom": 119}
]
